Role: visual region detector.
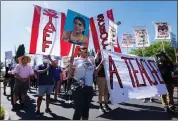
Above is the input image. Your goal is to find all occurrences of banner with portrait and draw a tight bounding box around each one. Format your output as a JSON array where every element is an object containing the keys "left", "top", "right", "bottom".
[
  {"left": 153, "top": 22, "right": 171, "bottom": 40},
  {"left": 121, "top": 33, "right": 135, "bottom": 48},
  {"left": 133, "top": 26, "right": 150, "bottom": 48},
  {"left": 62, "top": 9, "right": 90, "bottom": 46},
  {"left": 102, "top": 49, "right": 168, "bottom": 104}
]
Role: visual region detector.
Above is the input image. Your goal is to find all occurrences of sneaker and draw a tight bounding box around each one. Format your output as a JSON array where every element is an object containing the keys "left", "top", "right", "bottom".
[
  {"left": 99, "top": 106, "right": 107, "bottom": 113},
  {"left": 163, "top": 106, "right": 169, "bottom": 112},
  {"left": 36, "top": 110, "right": 40, "bottom": 117},
  {"left": 11, "top": 105, "right": 17, "bottom": 111},
  {"left": 150, "top": 98, "right": 154, "bottom": 103},
  {"left": 168, "top": 106, "right": 177, "bottom": 113},
  {"left": 142, "top": 99, "right": 148, "bottom": 103},
  {"left": 104, "top": 104, "right": 112, "bottom": 111},
  {"left": 45, "top": 108, "right": 52, "bottom": 113}
]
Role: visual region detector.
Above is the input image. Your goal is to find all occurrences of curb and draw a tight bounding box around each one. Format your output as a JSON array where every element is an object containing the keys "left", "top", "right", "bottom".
[{"left": 4, "top": 110, "right": 10, "bottom": 120}]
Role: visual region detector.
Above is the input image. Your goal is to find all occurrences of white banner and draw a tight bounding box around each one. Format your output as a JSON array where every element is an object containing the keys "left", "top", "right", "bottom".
[
  {"left": 108, "top": 20, "right": 118, "bottom": 48},
  {"left": 121, "top": 33, "right": 135, "bottom": 48},
  {"left": 170, "top": 32, "right": 177, "bottom": 48},
  {"left": 153, "top": 22, "right": 171, "bottom": 40},
  {"left": 5, "top": 51, "right": 13, "bottom": 59},
  {"left": 102, "top": 50, "right": 168, "bottom": 104},
  {"left": 29, "top": 5, "right": 66, "bottom": 56},
  {"left": 133, "top": 26, "right": 150, "bottom": 48}
]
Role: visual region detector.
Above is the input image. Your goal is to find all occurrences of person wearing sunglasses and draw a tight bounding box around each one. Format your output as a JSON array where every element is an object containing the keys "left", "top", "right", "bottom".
[{"left": 70, "top": 46, "right": 102, "bottom": 120}]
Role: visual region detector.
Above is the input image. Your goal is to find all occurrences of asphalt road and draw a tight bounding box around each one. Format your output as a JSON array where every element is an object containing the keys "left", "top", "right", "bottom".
[{"left": 0, "top": 82, "right": 178, "bottom": 120}]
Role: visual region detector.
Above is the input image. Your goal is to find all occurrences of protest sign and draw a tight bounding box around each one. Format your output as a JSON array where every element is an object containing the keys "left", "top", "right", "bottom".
[
  {"left": 170, "top": 32, "right": 177, "bottom": 48},
  {"left": 5, "top": 51, "right": 13, "bottom": 59},
  {"left": 121, "top": 33, "right": 135, "bottom": 48},
  {"left": 107, "top": 20, "right": 118, "bottom": 48},
  {"left": 62, "top": 9, "right": 90, "bottom": 46},
  {"left": 102, "top": 50, "right": 168, "bottom": 104},
  {"left": 133, "top": 26, "right": 150, "bottom": 48},
  {"left": 153, "top": 22, "right": 171, "bottom": 40},
  {"left": 29, "top": 5, "right": 71, "bottom": 56},
  {"left": 90, "top": 9, "right": 121, "bottom": 53}
]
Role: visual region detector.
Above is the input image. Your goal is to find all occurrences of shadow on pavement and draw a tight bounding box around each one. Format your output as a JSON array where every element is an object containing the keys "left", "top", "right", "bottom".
[{"left": 97, "top": 106, "right": 174, "bottom": 120}]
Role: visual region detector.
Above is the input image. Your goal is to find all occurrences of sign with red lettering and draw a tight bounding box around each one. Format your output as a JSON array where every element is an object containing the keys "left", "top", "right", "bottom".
[
  {"left": 102, "top": 49, "right": 168, "bottom": 104},
  {"left": 133, "top": 26, "right": 150, "bottom": 48},
  {"left": 29, "top": 5, "right": 71, "bottom": 56},
  {"left": 153, "top": 22, "right": 171, "bottom": 40},
  {"left": 90, "top": 9, "right": 122, "bottom": 53}
]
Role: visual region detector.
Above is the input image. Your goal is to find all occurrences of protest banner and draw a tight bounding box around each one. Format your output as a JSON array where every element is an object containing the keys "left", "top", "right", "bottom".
[
  {"left": 153, "top": 22, "right": 171, "bottom": 40},
  {"left": 62, "top": 9, "right": 90, "bottom": 46},
  {"left": 102, "top": 49, "right": 168, "bottom": 104},
  {"left": 29, "top": 5, "right": 71, "bottom": 56},
  {"left": 90, "top": 9, "right": 121, "bottom": 53},
  {"left": 133, "top": 26, "right": 150, "bottom": 48},
  {"left": 170, "top": 32, "right": 177, "bottom": 49},
  {"left": 107, "top": 20, "right": 118, "bottom": 51}
]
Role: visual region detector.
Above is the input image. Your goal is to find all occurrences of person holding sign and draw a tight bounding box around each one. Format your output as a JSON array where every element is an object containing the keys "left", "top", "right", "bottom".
[
  {"left": 156, "top": 52, "right": 177, "bottom": 113},
  {"left": 62, "top": 9, "right": 89, "bottom": 46},
  {"left": 34, "top": 55, "right": 57, "bottom": 117},
  {"left": 70, "top": 46, "right": 97, "bottom": 120},
  {"left": 95, "top": 51, "right": 112, "bottom": 113}
]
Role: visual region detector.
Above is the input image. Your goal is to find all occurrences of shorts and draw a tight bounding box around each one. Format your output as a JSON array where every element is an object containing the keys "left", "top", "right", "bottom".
[
  {"left": 14, "top": 79, "right": 29, "bottom": 96},
  {"left": 38, "top": 85, "right": 54, "bottom": 97}
]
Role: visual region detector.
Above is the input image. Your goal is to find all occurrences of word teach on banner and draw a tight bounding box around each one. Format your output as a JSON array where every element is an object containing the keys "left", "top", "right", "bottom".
[{"left": 102, "top": 50, "right": 168, "bottom": 104}]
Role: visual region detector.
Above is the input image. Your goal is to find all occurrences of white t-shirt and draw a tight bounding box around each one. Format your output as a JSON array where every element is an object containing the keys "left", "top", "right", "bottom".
[{"left": 73, "top": 57, "right": 95, "bottom": 87}]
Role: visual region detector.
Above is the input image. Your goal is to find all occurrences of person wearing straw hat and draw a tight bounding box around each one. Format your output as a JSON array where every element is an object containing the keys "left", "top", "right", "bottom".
[
  {"left": 156, "top": 52, "right": 177, "bottom": 113},
  {"left": 12, "top": 55, "right": 34, "bottom": 111}
]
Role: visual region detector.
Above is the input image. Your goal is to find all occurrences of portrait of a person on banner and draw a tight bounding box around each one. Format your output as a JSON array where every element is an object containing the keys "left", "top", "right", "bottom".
[
  {"left": 157, "top": 23, "right": 169, "bottom": 36},
  {"left": 136, "top": 29, "right": 147, "bottom": 43},
  {"left": 62, "top": 9, "right": 90, "bottom": 46}
]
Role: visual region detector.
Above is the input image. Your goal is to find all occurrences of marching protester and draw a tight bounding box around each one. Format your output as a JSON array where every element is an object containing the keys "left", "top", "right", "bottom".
[
  {"left": 3, "top": 64, "right": 11, "bottom": 95},
  {"left": 70, "top": 46, "right": 97, "bottom": 120},
  {"left": 156, "top": 52, "right": 177, "bottom": 113},
  {"left": 53, "top": 59, "right": 62, "bottom": 100},
  {"left": 12, "top": 55, "right": 34, "bottom": 111},
  {"left": 35, "top": 55, "right": 57, "bottom": 117},
  {"left": 61, "top": 67, "right": 68, "bottom": 94},
  {"left": 95, "top": 51, "right": 112, "bottom": 113}
]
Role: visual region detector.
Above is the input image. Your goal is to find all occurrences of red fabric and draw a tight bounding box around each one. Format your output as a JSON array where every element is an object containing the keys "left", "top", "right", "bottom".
[{"left": 29, "top": 5, "right": 41, "bottom": 54}]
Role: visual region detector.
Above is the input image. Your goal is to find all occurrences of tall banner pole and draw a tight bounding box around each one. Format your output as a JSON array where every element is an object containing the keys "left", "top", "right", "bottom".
[{"left": 68, "top": 44, "right": 76, "bottom": 79}]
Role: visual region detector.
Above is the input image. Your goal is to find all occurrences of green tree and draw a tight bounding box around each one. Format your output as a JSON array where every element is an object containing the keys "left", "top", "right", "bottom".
[
  {"left": 91, "top": 49, "right": 95, "bottom": 57},
  {"left": 130, "top": 41, "right": 176, "bottom": 62},
  {"left": 15, "top": 44, "right": 25, "bottom": 63}
]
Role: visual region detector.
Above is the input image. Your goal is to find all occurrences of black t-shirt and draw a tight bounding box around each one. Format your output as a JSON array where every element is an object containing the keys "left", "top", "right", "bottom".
[{"left": 95, "top": 59, "right": 105, "bottom": 77}]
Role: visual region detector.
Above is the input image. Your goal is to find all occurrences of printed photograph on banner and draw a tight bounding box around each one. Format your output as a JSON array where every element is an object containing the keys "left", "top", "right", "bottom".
[
  {"left": 121, "top": 33, "right": 135, "bottom": 48},
  {"left": 154, "top": 22, "right": 171, "bottom": 40},
  {"left": 133, "top": 26, "right": 150, "bottom": 48},
  {"left": 62, "top": 9, "right": 90, "bottom": 46},
  {"left": 62, "top": 56, "right": 70, "bottom": 68},
  {"left": 108, "top": 20, "right": 118, "bottom": 47}
]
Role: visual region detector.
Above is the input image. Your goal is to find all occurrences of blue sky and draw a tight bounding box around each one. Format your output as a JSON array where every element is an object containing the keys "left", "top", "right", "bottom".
[{"left": 1, "top": 1, "right": 177, "bottom": 64}]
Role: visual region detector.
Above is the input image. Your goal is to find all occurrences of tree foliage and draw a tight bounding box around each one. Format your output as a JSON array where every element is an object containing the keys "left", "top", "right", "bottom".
[
  {"left": 88, "top": 49, "right": 96, "bottom": 57},
  {"left": 15, "top": 44, "right": 25, "bottom": 63},
  {"left": 130, "top": 41, "right": 176, "bottom": 62}
]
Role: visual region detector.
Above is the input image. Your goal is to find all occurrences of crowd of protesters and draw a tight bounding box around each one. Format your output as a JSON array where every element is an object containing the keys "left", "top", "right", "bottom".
[{"left": 2, "top": 47, "right": 178, "bottom": 120}]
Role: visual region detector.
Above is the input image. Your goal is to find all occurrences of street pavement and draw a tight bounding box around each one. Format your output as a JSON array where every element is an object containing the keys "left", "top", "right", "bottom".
[{"left": 0, "top": 82, "right": 178, "bottom": 120}]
